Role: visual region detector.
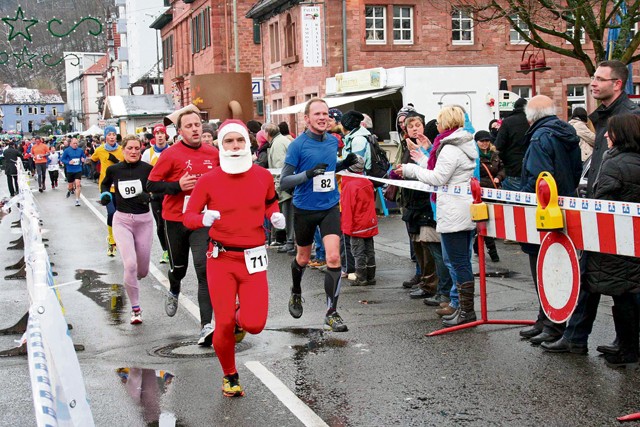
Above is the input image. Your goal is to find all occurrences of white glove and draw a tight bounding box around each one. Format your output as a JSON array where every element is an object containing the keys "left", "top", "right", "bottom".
[
  {"left": 202, "top": 210, "right": 221, "bottom": 227},
  {"left": 270, "top": 212, "right": 286, "bottom": 230}
]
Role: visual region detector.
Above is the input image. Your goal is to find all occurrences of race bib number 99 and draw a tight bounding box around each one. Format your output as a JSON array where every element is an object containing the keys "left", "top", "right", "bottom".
[
  {"left": 244, "top": 246, "right": 268, "bottom": 274},
  {"left": 118, "top": 179, "right": 143, "bottom": 199},
  {"left": 313, "top": 171, "right": 335, "bottom": 192}
]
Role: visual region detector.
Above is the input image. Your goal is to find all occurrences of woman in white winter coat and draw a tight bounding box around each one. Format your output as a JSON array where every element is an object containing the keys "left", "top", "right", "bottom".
[{"left": 397, "top": 105, "right": 478, "bottom": 327}]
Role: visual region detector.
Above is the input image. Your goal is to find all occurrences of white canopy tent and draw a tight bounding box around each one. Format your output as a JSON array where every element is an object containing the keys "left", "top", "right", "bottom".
[
  {"left": 270, "top": 88, "right": 400, "bottom": 115},
  {"left": 80, "top": 124, "right": 104, "bottom": 136}
]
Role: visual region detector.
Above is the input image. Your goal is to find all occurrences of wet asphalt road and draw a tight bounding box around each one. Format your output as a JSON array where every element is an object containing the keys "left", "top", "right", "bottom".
[{"left": 1, "top": 171, "right": 639, "bottom": 426}]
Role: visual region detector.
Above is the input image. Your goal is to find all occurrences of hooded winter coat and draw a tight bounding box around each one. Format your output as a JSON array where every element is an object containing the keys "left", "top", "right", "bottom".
[
  {"left": 520, "top": 115, "right": 582, "bottom": 196},
  {"left": 402, "top": 128, "right": 478, "bottom": 234},
  {"left": 585, "top": 147, "right": 640, "bottom": 295}
]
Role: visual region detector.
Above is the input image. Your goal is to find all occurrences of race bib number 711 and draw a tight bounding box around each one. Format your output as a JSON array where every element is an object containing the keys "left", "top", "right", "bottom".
[{"left": 244, "top": 246, "right": 268, "bottom": 274}]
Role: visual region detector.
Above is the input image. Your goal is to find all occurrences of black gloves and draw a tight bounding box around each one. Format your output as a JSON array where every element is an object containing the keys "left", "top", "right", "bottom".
[
  {"left": 100, "top": 192, "right": 112, "bottom": 206},
  {"left": 305, "top": 163, "right": 328, "bottom": 179},
  {"left": 342, "top": 153, "right": 358, "bottom": 168}
]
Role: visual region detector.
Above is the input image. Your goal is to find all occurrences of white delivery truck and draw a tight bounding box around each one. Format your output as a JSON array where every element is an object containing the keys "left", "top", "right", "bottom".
[{"left": 323, "top": 65, "right": 500, "bottom": 136}]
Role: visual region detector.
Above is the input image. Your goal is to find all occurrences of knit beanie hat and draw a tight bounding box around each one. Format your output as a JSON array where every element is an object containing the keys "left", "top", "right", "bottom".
[
  {"left": 104, "top": 125, "right": 117, "bottom": 138},
  {"left": 246, "top": 120, "right": 263, "bottom": 135},
  {"left": 153, "top": 124, "right": 168, "bottom": 138},
  {"left": 474, "top": 130, "right": 493, "bottom": 142},
  {"left": 328, "top": 108, "right": 343, "bottom": 123},
  {"left": 341, "top": 110, "right": 365, "bottom": 131}
]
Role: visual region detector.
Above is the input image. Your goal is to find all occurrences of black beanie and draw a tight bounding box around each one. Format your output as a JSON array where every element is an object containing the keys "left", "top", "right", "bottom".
[
  {"left": 246, "top": 120, "right": 262, "bottom": 135},
  {"left": 474, "top": 130, "right": 493, "bottom": 142},
  {"left": 341, "top": 110, "right": 365, "bottom": 131},
  {"left": 514, "top": 98, "right": 527, "bottom": 109}
]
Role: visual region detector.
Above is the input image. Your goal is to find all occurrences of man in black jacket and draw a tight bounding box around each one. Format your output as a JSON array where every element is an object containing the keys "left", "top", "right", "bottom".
[
  {"left": 3, "top": 141, "right": 23, "bottom": 196},
  {"left": 495, "top": 97, "right": 530, "bottom": 191},
  {"left": 542, "top": 60, "right": 640, "bottom": 355}
]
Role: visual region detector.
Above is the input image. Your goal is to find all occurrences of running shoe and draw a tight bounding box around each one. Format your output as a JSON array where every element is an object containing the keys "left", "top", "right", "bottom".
[
  {"left": 106, "top": 243, "right": 116, "bottom": 256},
  {"left": 234, "top": 304, "right": 246, "bottom": 343},
  {"left": 222, "top": 373, "right": 245, "bottom": 397},
  {"left": 66, "top": 190, "right": 71, "bottom": 198},
  {"left": 159, "top": 251, "right": 169, "bottom": 264},
  {"left": 347, "top": 273, "right": 357, "bottom": 281},
  {"left": 198, "top": 323, "right": 214, "bottom": 346},
  {"left": 308, "top": 259, "right": 326, "bottom": 269},
  {"left": 165, "top": 292, "right": 178, "bottom": 317},
  {"left": 75, "top": 200, "right": 81, "bottom": 207},
  {"left": 288, "top": 292, "right": 304, "bottom": 319},
  {"left": 324, "top": 311, "right": 348, "bottom": 332},
  {"left": 130, "top": 310, "right": 143, "bottom": 325}
]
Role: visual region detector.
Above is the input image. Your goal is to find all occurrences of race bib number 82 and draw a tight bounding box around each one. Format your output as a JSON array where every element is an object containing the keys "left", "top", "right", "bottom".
[{"left": 313, "top": 171, "right": 335, "bottom": 192}]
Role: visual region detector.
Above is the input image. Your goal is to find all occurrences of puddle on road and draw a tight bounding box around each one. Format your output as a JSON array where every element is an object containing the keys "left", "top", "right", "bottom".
[
  {"left": 116, "top": 367, "right": 181, "bottom": 426},
  {"left": 273, "top": 328, "right": 351, "bottom": 426},
  {"left": 76, "top": 269, "right": 126, "bottom": 324}
]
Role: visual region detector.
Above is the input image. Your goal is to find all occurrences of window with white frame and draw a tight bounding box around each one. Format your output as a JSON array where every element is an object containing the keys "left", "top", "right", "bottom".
[
  {"left": 451, "top": 8, "right": 473, "bottom": 45},
  {"left": 39, "top": 106, "right": 45, "bottom": 114},
  {"left": 365, "top": 6, "right": 386, "bottom": 44},
  {"left": 566, "top": 14, "right": 585, "bottom": 44},
  {"left": 512, "top": 86, "right": 532, "bottom": 100},
  {"left": 51, "top": 107, "right": 58, "bottom": 116},
  {"left": 567, "top": 84, "right": 587, "bottom": 116},
  {"left": 393, "top": 6, "right": 413, "bottom": 44},
  {"left": 509, "top": 14, "right": 530, "bottom": 44},
  {"left": 15, "top": 107, "right": 22, "bottom": 116}
]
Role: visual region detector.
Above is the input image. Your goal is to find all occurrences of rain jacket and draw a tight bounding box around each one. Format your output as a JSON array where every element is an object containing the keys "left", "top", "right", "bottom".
[
  {"left": 402, "top": 128, "right": 477, "bottom": 234},
  {"left": 340, "top": 175, "right": 378, "bottom": 238}
]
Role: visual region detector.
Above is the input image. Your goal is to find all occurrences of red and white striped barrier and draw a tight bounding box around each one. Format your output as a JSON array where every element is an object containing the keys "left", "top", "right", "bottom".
[{"left": 481, "top": 203, "right": 640, "bottom": 257}]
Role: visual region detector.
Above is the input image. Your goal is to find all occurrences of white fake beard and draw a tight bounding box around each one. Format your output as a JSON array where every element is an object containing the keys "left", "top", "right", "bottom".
[{"left": 219, "top": 151, "right": 252, "bottom": 174}]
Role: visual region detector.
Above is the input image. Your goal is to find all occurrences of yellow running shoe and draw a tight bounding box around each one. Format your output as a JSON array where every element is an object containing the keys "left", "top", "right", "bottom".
[{"left": 222, "top": 373, "right": 244, "bottom": 397}]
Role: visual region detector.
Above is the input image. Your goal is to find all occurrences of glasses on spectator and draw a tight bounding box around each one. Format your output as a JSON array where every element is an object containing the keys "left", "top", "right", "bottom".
[{"left": 590, "top": 76, "right": 620, "bottom": 83}]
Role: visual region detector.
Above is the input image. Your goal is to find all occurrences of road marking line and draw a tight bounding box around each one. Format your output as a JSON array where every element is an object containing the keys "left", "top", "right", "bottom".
[
  {"left": 244, "top": 361, "right": 328, "bottom": 427},
  {"left": 80, "top": 194, "right": 201, "bottom": 323}
]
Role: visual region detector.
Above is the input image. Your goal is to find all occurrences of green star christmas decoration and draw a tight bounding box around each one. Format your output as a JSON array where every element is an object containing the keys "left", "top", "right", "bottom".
[
  {"left": 13, "top": 46, "right": 37, "bottom": 69},
  {"left": 2, "top": 6, "right": 38, "bottom": 42}
]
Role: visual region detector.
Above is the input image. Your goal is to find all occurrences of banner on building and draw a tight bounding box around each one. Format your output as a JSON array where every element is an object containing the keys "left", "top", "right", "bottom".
[{"left": 302, "top": 6, "right": 322, "bottom": 67}]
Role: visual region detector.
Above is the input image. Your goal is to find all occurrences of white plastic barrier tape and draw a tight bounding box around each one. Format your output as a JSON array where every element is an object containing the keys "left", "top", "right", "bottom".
[{"left": 15, "top": 162, "right": 95, "bottom": 427}]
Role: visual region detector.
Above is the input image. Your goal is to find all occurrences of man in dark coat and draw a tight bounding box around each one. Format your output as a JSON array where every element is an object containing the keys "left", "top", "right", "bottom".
[
  {"left": 495, "top": 97, "right": 530, "bottom": 191},
  {"left": 542, "top": 60, "right": 640, "bottom": 355},
  {"left": 3, "top": 141, "right": 23, "bottom": 196},
  {"left": 517, "top": 95, "right": 582, "bottom": 345}
]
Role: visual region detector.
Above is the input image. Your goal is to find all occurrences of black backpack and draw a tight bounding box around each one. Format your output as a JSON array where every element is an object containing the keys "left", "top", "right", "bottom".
[{"left": 365, "top": 134, "right": 391, "bottom": 181}]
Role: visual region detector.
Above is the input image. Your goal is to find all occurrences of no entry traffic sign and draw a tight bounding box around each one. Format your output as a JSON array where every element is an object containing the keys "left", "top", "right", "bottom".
[{"left": 537, "top": 231, "right": 580, "bottom": 323}]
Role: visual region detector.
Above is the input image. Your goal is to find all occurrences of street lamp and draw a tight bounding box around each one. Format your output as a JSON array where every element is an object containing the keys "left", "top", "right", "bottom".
[{"left": 516, "top": 44, "right": 551, "bottom": 97}]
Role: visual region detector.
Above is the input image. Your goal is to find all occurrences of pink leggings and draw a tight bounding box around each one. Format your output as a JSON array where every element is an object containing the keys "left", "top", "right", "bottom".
[
  {"left": 207, "top": 250, "right": 268, "bottom": 376},
  {"left": 113, "top": 211, "right": 154, "bottom": 308}
]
